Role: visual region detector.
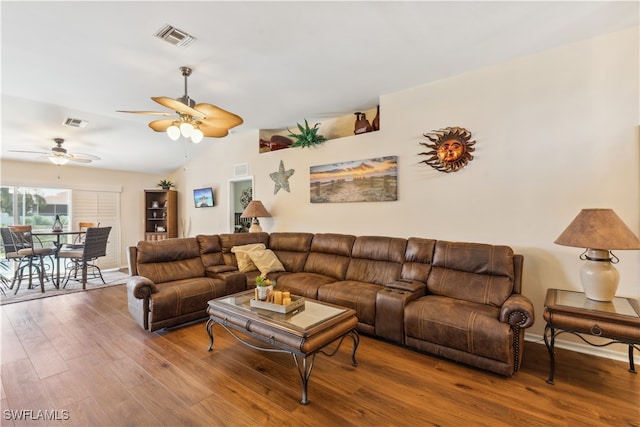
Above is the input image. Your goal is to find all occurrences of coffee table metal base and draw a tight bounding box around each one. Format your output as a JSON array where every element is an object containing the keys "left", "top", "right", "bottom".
[{"left": 206, "top": 317, "right": 359, "bottom": 404}]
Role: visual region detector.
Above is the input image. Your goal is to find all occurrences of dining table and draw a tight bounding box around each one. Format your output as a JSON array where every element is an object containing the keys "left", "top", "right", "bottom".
[{"left": 32, "top": 230, "right": 85, "bottom": 289}]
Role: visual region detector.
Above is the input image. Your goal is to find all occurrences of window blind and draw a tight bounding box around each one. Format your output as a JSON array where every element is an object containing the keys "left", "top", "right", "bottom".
[{"left": 72, "top": 190, "right": 120, "bottom": 270}]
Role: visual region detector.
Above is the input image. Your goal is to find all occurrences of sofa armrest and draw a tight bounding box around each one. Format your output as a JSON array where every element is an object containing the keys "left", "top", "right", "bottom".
[
  {"left": 499, "top": 294, "right": 535, "bottom": 328},
  {"left": 126, "top": 275, "right": 159, "bottom": 299},
  {"left": 385, "top": 279, "right": 426, "bottom": 294},
  {"left": 205, "top": 269, "right": 247, "bottom": 294}
]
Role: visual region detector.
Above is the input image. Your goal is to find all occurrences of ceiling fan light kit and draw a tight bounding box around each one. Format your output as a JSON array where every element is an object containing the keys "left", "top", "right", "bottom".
[
  {"left": 120, "top": 66, "right": 243, "bottom": 143},
  {"left": 49, "top": 155, "right": 69, "bottom": 165},
  {"left": 166, "top": 119, "right": 204, "bottom": 143},
  {"left": 167, "top": 125, "right": 181, "bottom": 141}
]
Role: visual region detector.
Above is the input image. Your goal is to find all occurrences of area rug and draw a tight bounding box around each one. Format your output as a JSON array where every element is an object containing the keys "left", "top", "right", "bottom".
[{"left": 0, "top": 268, "right": 130, "bottom": 305}]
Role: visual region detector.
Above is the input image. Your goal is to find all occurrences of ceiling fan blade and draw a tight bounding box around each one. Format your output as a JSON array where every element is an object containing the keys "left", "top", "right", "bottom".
[
  {"left": 9, "top": 149, "right": 49, "bottom": 155},
  {"left": 197, "top": 122, "right": 230, "bottom": 138},
  {"left": 195, "top": 103, "right": 243, "bottom": 129},
  {"left": 70, "top": 153, "right": 101, "bottom": 161},
  {"left": 35, "top": 153, "right": 94, "bottom": 164},
  {"left": 67, "top": 157, "right": 93, "bottom": 164},
  {"left": 117, "top": 110, "right": 174, "bottom": 116},
  {"left": 148, "top": 119, "right": 177, "bottom": 132},
  {"left": 152, "top": 97, "right": 205, "bottom": 119}
]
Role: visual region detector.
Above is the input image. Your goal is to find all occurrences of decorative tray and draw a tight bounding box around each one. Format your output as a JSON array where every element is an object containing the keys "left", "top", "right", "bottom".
[{"left": 250, "top": 295, "right": 305, "bottom": 314}]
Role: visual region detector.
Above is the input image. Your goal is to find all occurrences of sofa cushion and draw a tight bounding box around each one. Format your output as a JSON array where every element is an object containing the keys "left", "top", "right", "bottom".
[
  {"left": 248, "top": 249, "right": 285, "bottom": 277},
  {"left": 428, "top": 241, "right": 515, "bottom": 307},
  {"left": 303, "top": 233, "right": 355, "bottom": 280},
  {"left": 231, "top": 243, "right": 266, "bottom": 272},
  {"left": 149, "top": 277, "right": 227, "bottom": 324},
  {"left": 268, "top": 232, "right": 313, "bottom": 272},
  {"left": 317, "top": 280, "right": 380, "bottom": 328},
  {"left": 197, "top": 234, "right": 225, "bottom": 268},
  {"left": 345, "top": 236, "right": 406, "bottom": 285},
  {"left": 401, "top": 237, "right": 436, "bottom": 282},
  {"left": 136, "top": 238, "right": 205, "bottom": 283},
  {"left": 274, "top": 272, "right": 337, "bottom": 299},
  {"left": 404, "top": 295, "right": 512, "bottom": 363}
]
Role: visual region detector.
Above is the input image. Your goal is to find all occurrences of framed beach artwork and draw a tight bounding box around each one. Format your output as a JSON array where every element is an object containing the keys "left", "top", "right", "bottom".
[{"left": 310, "top": 156, "right": 398, "bottom": 203}]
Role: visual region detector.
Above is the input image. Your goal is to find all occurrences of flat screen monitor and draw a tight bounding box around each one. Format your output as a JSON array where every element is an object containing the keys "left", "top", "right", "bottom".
[{"left": 193, "top": 187, "right": 214, "bottom": 208}]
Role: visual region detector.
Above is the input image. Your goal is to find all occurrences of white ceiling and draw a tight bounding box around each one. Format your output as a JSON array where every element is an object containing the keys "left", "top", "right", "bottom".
[{"left": 1, "top": 1, "right": 638, "bottom": 174}]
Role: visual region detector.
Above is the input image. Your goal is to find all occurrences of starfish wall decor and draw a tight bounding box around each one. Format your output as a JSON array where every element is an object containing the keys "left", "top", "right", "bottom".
[{"left": 270, "top": 160, "right": 295, "bottom": 194}]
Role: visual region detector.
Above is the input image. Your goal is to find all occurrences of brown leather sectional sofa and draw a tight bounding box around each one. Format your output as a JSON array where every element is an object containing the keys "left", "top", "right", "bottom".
[{"left": 127, "top": 232, "right": 535, "bottom": 376}]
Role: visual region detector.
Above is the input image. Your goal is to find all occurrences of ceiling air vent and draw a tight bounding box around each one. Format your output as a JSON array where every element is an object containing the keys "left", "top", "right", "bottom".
[
  {"left": 62, "top": 117, "right": 88, "bottom": 128},
  {"left": 155, "top": 24, "right": 196, "bottom": 48}
]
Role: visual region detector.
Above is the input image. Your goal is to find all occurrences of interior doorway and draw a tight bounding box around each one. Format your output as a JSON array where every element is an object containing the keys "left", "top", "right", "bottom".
[{"left": 228, "top": 176, "right": 253, "bottom": 233}]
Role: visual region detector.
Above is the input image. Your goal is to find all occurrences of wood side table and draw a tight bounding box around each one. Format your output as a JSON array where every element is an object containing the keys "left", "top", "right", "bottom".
[{"left": 543, "top": 288, "right": 640, "bottom": 384}]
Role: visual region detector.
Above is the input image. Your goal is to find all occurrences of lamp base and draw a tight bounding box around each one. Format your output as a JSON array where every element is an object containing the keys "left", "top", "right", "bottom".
[
  {"left": 580, "top": 249, "right": 619, "bottom": 302},
  {"left": 249, "top": 218, "right": 263, "bottom": 233}
]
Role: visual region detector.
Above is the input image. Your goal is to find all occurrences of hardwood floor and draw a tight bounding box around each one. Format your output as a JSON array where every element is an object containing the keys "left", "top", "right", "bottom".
[{"left": 1, "top": 285, "right": 638, "bottom": 427}]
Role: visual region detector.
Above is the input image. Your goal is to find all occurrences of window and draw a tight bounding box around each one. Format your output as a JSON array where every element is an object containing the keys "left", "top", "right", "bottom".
[
  {"left": 1, "top": 186, "right": 120, "bottom": 270},
  {"left": 0, "top": 186, "right": 71, "bottom": 231}
]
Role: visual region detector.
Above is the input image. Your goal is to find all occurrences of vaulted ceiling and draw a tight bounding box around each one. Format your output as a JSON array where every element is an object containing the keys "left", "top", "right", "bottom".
[{"left": 2, "top": 1, "right": 637, "bottom": 174}]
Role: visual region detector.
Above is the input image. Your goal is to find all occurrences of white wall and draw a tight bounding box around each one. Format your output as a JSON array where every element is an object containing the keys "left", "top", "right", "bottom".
[{"left": 178, "top": 27, "right": 639, "bottom": 358}]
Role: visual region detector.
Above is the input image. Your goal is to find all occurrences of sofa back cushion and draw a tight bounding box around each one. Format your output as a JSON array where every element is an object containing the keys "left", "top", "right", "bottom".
[
  {"left": 304, "top": 233, "right": 355, "bottom": 280},
  {"left": 268, "top": 232, "right": 313, "bottom": 272},
  {"left": 196, "top": 234, "right": 225, "bottom": 267},
  {"left": 136, "top": 237, "right": 205, "bottom": 283},
  {"left": 219, "top": 232, "right": 269, "bottom": 267},
  {"left": 427, "top": 241, "right": 515, "bottom": 307},
  {"left": 401, "top": 237, "right": 436, "bottom": 282},
  {"left": 346, "top": 236, "right": 406, "bottom": 285}
]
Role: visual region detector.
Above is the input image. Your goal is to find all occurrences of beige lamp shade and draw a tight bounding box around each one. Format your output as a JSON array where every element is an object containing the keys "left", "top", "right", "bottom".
[
  {"left": 240, "top": 201, "right": 271, "bottom": 233},
  {"left": 554, "top": 209, "right": 640, "bottom": 250},
  {"left": 240, "top": 201, "right": 271, "bottom": 219},
  {"left": 555, "top": 208, "right": 640, "bottom": 302}
]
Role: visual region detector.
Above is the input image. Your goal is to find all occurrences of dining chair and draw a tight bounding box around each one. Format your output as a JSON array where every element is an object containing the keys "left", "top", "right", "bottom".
[
  {"left": 1, "top": 227, "right": 26, "bottom": 292},
  {"left": 4, "top": 225, "right": 57, "bottom": 294},
  {"left": 59, "top": 226, "right": 111, "bottom": 289},
  {"left": 63, "top": 221, "right": 99, "bottom": 249}
]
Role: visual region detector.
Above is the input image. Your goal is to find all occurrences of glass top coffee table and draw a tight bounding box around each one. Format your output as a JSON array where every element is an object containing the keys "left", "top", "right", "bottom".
[{"left": 206, "top": 290, "right": 359, "bottom": 404}]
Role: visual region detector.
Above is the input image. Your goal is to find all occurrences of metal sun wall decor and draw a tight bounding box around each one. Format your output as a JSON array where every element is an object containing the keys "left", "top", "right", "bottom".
[
  {"left": 270, "top": 160, "right": 295, "bottom": 194},
  {"left": 419, "top": 126, "right": 475, "bottom": 173},
  {"left": 310, "top": 156, "right": 398, "bottom": 203}
]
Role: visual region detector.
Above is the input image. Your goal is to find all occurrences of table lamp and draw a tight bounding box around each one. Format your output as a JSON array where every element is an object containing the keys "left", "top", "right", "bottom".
[
  {"left": 240, "top": 200, "right": 271, "bottom": 233},
  {"left": 554, "top": 208, "right": 640, "bottom": 302}
]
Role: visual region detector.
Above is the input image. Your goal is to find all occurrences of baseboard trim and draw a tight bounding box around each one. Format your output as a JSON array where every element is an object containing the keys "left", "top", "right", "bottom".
[{"left": 524, "top": 332, "right": 630, "bottom": 363}]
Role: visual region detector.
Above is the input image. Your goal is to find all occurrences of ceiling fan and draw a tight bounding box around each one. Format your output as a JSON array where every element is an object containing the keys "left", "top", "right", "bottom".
[
  {"left": 9, "top": 138, "right": 101, "bottom": 165},
  {"left": 118, "top": 66, "right": 243, "bottom": 142}
]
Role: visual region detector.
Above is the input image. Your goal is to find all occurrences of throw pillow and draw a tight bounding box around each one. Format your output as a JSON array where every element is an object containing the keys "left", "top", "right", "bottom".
[
  {"left": 248, "top": 249, "right": 285, "bottom": 277},
  {"left": 231, "top": 243, "right": 266, "bottom": 272}
]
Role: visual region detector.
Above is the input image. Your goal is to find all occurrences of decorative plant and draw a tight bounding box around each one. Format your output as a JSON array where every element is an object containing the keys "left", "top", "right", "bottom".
[
  {"left": 158, "top": 179, "right": 174, "bottom": 189},
  {"left": 255, "top": 277, "right": 274, "bottom": 287},
  {"left": 287, "top": 119, "right": 327, "bottom": 148}
]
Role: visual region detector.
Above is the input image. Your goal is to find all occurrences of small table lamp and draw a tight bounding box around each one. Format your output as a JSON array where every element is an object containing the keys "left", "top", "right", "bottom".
[
  {"left": 554, "top": 208, "right": 640, "bottom": 302},
  {"left": 240, "top": 201, "right": 271, "bottom": 233}
]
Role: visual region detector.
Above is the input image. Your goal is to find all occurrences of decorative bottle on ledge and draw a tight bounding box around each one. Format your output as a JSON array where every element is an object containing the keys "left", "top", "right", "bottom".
[
  {"left": 372, "top": 105, "right": 380, "bottom": 131},
  {"left": 354, "top": 112, "right": 372, "bottom": 134}
]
